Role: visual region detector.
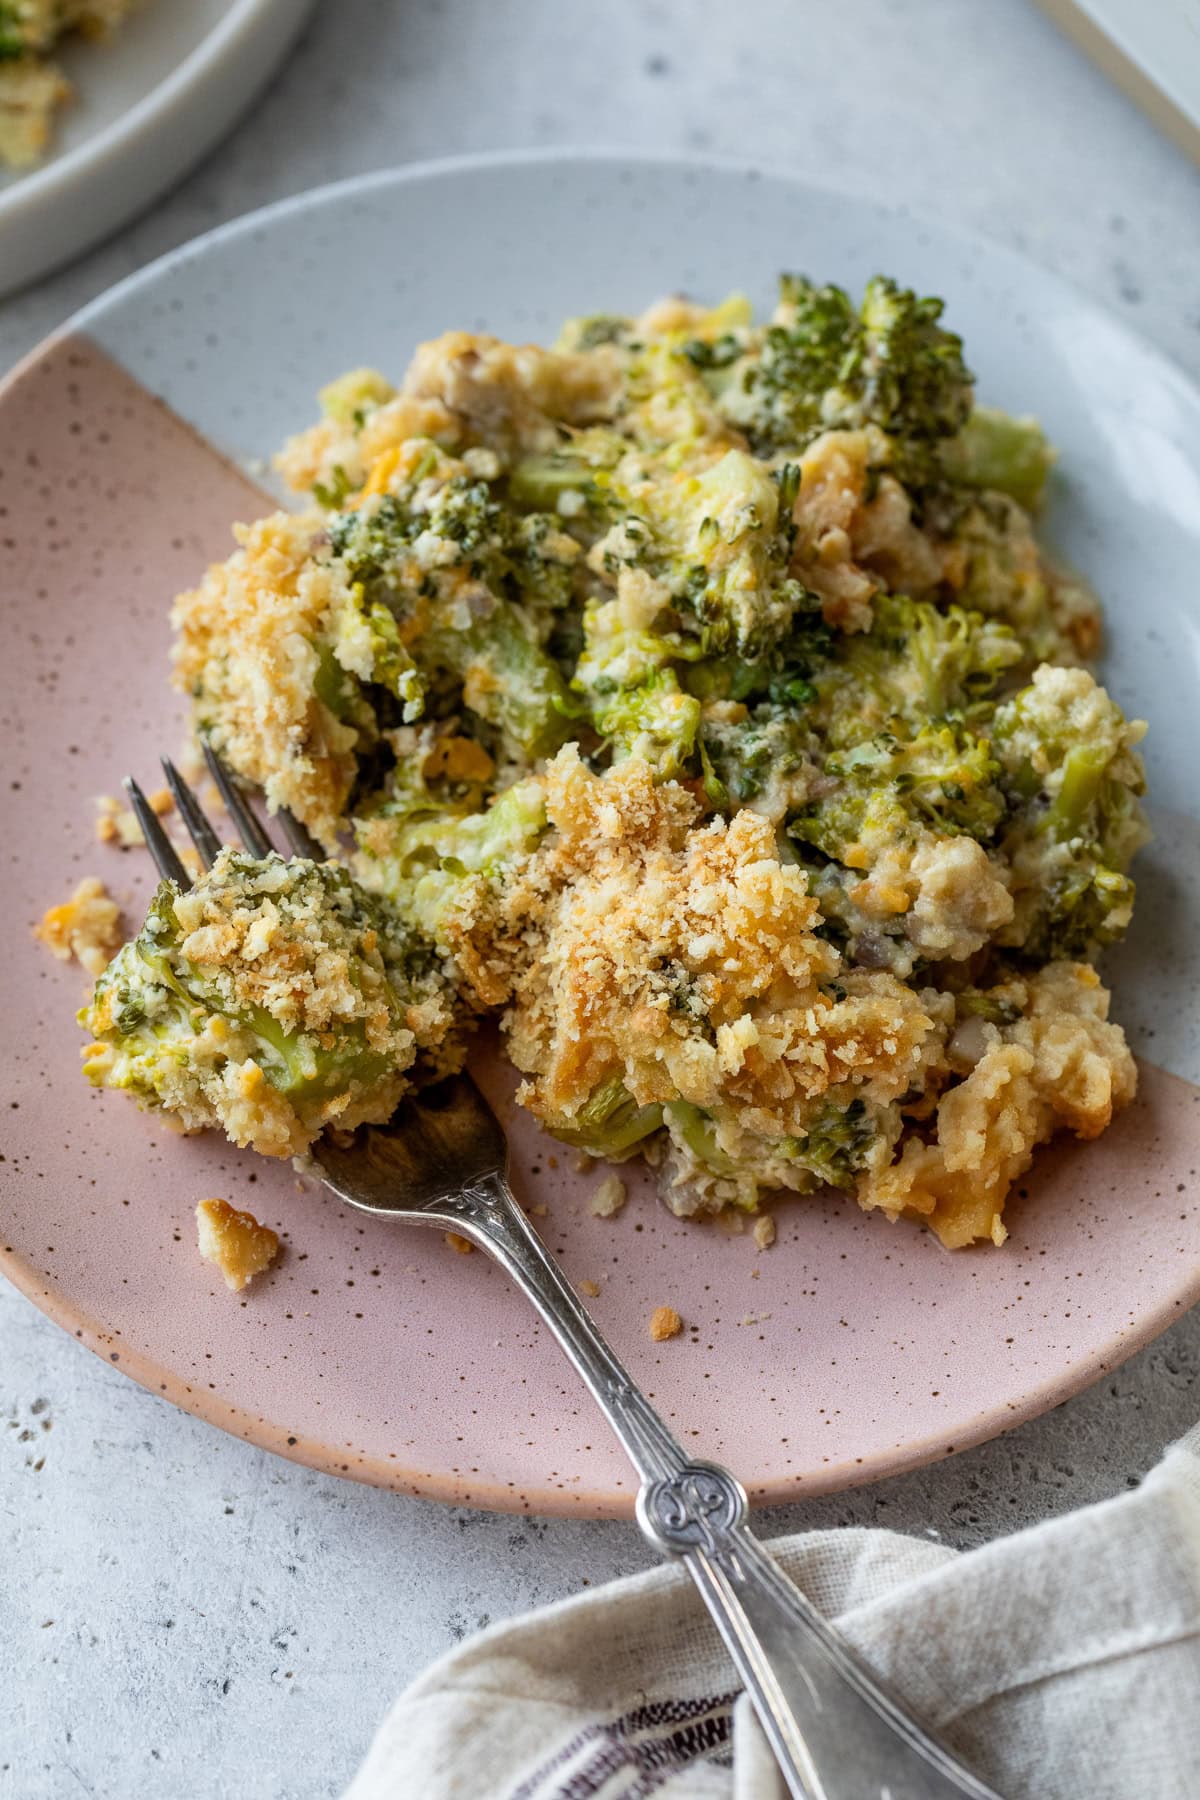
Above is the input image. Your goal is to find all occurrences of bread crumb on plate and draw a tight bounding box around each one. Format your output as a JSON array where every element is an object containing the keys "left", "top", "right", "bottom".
[
  {"left": 444, "top": 1231, "right": 474, "bottom": 1254},
  {"left": 578, "top": 1278, "right": 600, "bottom": 1297},
  {"left": 35, "top": 876, "right": 122, "bottom": 976},
  {"left": 590, "top": 1174, "right": 627, "bottom": 1219},
  {"left": 649, "top": 1305, "right": 683, "bottom": 1342},
  {"left": 753, "top": 1215, "right": 776, "bottom": 1250},
  {"left": 196, "top": 1198, "right": 280, "bottom": 1292}
]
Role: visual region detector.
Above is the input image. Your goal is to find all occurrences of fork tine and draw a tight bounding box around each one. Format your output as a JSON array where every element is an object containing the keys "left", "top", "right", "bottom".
[
  {"left": 160, "top": 757, "right": 223, "bottom": 869},
  {"left": 201, "top": 740, "right": 273, "bottom": 859},
  {"left": 123, "top": 777, "right": 191, "bottom": 888},
  {"left": 277, "top": 808, "right": 326, "bottom": 862}
]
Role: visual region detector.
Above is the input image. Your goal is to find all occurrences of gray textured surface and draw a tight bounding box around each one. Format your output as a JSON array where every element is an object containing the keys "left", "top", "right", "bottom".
[{"left": 2, "top": 3, "right": 1199, "bottom": 1796}]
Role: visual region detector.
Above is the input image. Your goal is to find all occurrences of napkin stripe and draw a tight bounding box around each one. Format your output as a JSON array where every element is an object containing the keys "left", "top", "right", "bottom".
[{"left": 509, "top": 1690, "right": 739, "bottom": 1798}]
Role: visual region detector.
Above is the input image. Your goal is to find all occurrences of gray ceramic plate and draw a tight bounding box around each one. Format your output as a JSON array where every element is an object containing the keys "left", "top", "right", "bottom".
[{"left": 3, "top": 152, "right": 1199, "bottom": 1515}]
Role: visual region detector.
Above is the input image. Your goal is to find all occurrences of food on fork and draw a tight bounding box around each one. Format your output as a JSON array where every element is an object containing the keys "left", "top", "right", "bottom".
[
  {"left": 81, "top": 849, "right": 461, "bottom": 1158},
  {"left": 0, "top": 0, "right": 146, "bottom": 168},
  {"left": 77, "top": 272, "right": 1149, "bottom": 1246}
]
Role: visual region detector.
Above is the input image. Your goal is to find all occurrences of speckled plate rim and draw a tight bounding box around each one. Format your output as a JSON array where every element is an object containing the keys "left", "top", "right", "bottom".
[
  {"left": 56, "top": 144, "right": 1200, "bottom": 420},
  {"left": 4, "top": 1186, "right": 1199, "bottom": 1514},
  {"left": 4, "top": 148, "right": 1200, "bottom": 1516}
]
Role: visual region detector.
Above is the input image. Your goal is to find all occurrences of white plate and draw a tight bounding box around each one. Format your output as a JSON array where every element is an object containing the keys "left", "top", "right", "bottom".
[{"left": 0, "top": 0, "right": 316, "bottom": 297}]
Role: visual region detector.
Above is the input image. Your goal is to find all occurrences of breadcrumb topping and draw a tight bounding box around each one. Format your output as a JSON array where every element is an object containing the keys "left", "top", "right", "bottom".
[
  {"left": 589, "top": 1175, "right": 627, "bottom": 1219},
  {"left": 35, "top": 877, "right": 122, "bottom": 977},
  {"left": 649, "top": 1305, "right": 683, "bottom": 1342},
  {"left": 196, "top": 1198, "right": 280, "bottom": 1292}
]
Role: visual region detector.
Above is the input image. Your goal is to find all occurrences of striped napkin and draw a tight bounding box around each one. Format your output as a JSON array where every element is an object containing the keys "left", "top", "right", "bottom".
[{"left": 344, "top": 1422, "right": 1200, "bottom": 1799}]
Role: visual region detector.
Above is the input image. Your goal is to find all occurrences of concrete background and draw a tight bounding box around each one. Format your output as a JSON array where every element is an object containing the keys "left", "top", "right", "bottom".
[{"left": 3, "top": 2, "right": 1199, "bottom": 1795}]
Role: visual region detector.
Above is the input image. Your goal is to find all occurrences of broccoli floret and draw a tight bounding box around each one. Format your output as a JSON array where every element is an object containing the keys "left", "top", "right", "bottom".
[
  {"left": 318, "top": 367, "right": 396, "bottom": 426},
  {"left": 664, "top": 1100, "right": 734, "bottom": 1174},
  {"left": 572, "top": 585, "right": 703, "bottom": 777},
  {"left": 783, "top": 1096, "right": 882, "bottom": 1189},
  {"left": 645, "top": 450, "right": 808, "bottom": 654},
  {"left": 792, "top": 720, "right": 1005, "bottom": 863},
  {"left": 355, "top": 771, "right": 547, "bottom": 955},
  {"left": 810, "top": 593, "right": 1022, "bottom": 749},
  {"left": 717, "top": 275, "right": 973, "bottom": 486},
  {"left": 829, "top": 275, "right": 973, "bottom": 452},
  {"left": 329, "top": 476, "right": 581, "bottom": 760},
  {"left": 328, "top": 582, "right": 425, "bottom": 722},
  {"left": 699, "top": 703, "right": 814, "bottom": 813},
  {"left": 719, "top": 278, "right": 858, "bottom": 451},
  {"left": 779, "top": 595, "right": 1012, "bottom": 860},
  {"left": 591, "top": 670, "right": 702, "bottom": 778},
  {"left": 941, "top": 406, "right": 1055, "bottom": 510},
  {"left": 81, "top": 853, "right": 450, "bottom": 1158},
  {"left": 507, "top": 426, "right": 628, "bottom": 520},
  {"left": 991, "top": 666, "right": 1148, "bottom": 957}
]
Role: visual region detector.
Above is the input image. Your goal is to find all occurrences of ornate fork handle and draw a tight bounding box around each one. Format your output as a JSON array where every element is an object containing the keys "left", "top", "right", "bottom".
[{"left": 448, "top": 1175, "right": 1000, "bottom": 1800}]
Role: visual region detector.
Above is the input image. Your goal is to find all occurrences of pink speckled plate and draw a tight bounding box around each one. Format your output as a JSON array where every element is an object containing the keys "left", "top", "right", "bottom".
[{"left": 4, "top": 155, "right": 1200, "bottom": 1516}]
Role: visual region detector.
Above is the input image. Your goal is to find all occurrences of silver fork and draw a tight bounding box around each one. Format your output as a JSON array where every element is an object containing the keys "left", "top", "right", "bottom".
[{"left": 126, "top": 753, "right": 1002, "bottom": 1800}]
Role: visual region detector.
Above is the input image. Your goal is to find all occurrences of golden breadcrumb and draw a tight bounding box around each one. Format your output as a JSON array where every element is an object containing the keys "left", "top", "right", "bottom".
[
  {"left": 35, "top": 877, "right": 122, "bottom": 977},
  {"left": 505, "top": 748, "right": 940, "bottom": 1138},
  {"left": 859, "top": 962, "right": 1136, "bottom": 1248},
  {"left": 589, "top": 1175, "right": 627, "bottom": 1219},
  {"left": 444, "top": 1232, "right": 475, "bottom": 1255},
  {"left": 753, "top": 1215, "right": 777, "bottom": 1251},
  {"left": 170, "top": 511, "right": 360, "bottom": 851},
  {"left": 196, "top": 1198, "right": 280, "bottom": 1292},
  {"left": 649, "top": 1305, "right": 683, "bottom": 1342}
]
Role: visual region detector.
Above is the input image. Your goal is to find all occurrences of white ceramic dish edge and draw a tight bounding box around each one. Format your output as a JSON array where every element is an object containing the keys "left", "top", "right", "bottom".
[{"left": 0, "top": 0, "right": 317, "bottom": 299}]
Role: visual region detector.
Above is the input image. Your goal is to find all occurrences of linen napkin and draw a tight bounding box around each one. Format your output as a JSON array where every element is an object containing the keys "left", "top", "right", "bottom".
[{"left": 344, "top": 1422, "right": 1200, "bottom": 1800}]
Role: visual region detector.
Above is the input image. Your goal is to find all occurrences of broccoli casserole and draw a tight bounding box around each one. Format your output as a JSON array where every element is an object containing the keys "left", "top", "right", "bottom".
[
  {"left": 79, "top": 274, "right": 1148, "bottom": 1248},
  {"left": 0, "top": 0, "right": 143, "bottom": 167}
]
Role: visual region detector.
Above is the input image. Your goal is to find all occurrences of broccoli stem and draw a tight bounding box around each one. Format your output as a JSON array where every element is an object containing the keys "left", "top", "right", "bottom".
[
  {"left": 1042, "top": 741, "right": 1112, "bottom": 837},
  {"left": 942, "top": 407, "right": 1054, "bottom": 510},
  {"left": 665, "top": 1100, "right": 734, "bottom": 1174},
  {"left": 544, "top": 1076, "right": 664, "bottom": 1155}
]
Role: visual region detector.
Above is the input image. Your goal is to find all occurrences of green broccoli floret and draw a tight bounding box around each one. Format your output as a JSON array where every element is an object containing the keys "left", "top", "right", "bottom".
[
  {"left": 327, "top": 582, "right": 425, "bottom": 722},
  {"left": 0, "top": 1, "right": 40, "bottom": 56},
  {"left": 354, "top": 772, "right": 548, "bottom": 953},
  {"left": 82, "top": 853, "right": 448, "bottom": 1157},
  {"left": 941, "top": 406, "right": 1055, "bottom": 510},
  {"left": 572, "top": 589, "right": 702, "bottom": 777},
  {"left": 328, "top": 478, "right": 581, "bottom": 760},
  {"left": 718, "top": 278, "right": 857, "bottom": 451},
  {"left": 783, "top": 1096, "right": 882, "bottom": 1189},
  {"left": 647, "top": 451, "right": 809, "bottom": 655},
  {"left": 318, "top": 367, "right": 396, "bottom": 425},
  {"left": 828, "top": 275, "right": 973, "bottom": 452},
  {"left": 698, "top": 704, "right": 814, "bottom": 812},
  {"left": 810, "top": 593, "right": 1023, "bottom": 749},
  {"left": 664, "top": 1100, "right": 734, "bottom": 1174},
  {"left": 591, "top": 670, "right": 702, "bottom": 779},
  {"left": 791, "top": 719, "right": 1005, "bottom": 863},
  {"left": 776, "top": 594, "right": 1014, "bottom": 860},
  {"left": 991, "top": 666, "right": 1148, "bottom": 958},
  {"left": 717, "top": 275, "right": 972, "bottom": 485},
  {"left": 507, "top": 426, "right": 628, "bottom": 521}
]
